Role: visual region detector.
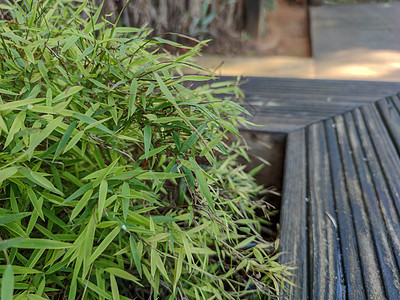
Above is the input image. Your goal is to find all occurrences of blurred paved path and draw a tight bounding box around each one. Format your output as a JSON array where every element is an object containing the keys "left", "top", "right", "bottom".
[{"left": 195, "top": 2, "right": 400, "bottom": 81}]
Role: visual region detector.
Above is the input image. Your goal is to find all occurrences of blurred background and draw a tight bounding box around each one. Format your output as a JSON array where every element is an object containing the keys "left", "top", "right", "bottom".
[{"left": 98, "top": 0, "right": 400, "bottom": 81}]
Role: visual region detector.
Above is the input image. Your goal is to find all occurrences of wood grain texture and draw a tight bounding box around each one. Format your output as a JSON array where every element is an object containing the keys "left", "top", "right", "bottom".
[
  {"left": 375, "top": 95, "right": 400, "bottom": 155},
  {"left": 307, "top": 122, "right": 345, "bottom": 299},
  {"left": 279, "top": 129, "right": 308, "bottom": 299},
  {"left": 233, "top": 76, "right": 400, "bottom": 132}
]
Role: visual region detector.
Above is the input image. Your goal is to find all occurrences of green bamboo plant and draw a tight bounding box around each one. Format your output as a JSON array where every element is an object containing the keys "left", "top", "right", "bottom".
[{"left": 0, "top": 1, "right": 291, "bottom": 299}]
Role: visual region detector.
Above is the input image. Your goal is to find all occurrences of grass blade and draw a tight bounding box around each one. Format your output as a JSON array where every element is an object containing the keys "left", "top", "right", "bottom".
[
  {"left": 129, "top": 235, "right": 142, "bottom": 277},
  {"left": 98, "top": 180, "right": 108, "bottom": 220},
  {"left": 89, "top": 226, "right": 120, "bottom": 264},
  {"left": 1, "top": 264, "right": 13, "bottom": 300}
]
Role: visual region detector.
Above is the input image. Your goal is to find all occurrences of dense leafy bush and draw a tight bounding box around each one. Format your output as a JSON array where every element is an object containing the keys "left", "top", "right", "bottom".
[{"left": 0, "top": 1, "right": 290, "bottom": 299}]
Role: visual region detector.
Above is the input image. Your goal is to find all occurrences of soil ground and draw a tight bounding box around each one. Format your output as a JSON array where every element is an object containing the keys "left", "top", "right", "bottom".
[
  {"left": 248, "top": 0, "right": 311, "bottom": 57},
  {"left": 206, "top": 0, "right": 311, "bottom": 57}
]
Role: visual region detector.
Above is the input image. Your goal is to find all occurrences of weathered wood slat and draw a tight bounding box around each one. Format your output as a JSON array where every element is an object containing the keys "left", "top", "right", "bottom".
[
  {"left": 376, "top": 95, "right": 400, "bottom": 155},
  {"left": 238, "top": 77, "right": 400, "bottom": 97},
  {"left": 279, "top": 129, "right": 308, "bottom": 299},
  {"left": 352, "top": 108, "right": 400, "bottom": 282},
  {"left": 244, "top": 93, "right": 389, "bottom": 103},
  {"left": 234, "top": 77, "right": 400, "bottom": 133},
  {"left": 307, "top": 122, "right": 344, "bottom": 299},
  {"left": 325, "top": 118, "right": 365, "bottom": 299},
  {"left": 345, "top": 109, "right": 400, "bottom": 297}
]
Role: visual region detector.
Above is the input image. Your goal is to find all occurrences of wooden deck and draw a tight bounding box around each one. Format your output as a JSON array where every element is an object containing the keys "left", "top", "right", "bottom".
[
  {"left": 236, "top": 77, "right": 400, "bottom": 299},
  {"left": 238, "top": 77, "right": 400, "bottom": 132}
]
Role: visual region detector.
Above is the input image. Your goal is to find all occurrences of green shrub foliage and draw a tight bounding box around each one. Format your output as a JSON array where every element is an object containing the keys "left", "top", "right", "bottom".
[{"left": 0, "top": 1, "right": 290, "bottom": 299}]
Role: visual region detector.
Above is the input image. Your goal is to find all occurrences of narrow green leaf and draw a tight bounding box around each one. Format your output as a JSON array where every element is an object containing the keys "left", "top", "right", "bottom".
[
  {"left": 38, "top": 60, "right": 48, "bottom": 80},
  {"left": 27, "top": 85, "right": 41, "bottom": 99},
  {"left": 53, "top": 86, "right": 83, "bottom": 103},
  {"left": 0, "top": 265, "right": 39, "bottom": 275},
  {"left": 14, "top": 239, "right": 73, "bottom": 249},
  {"left": 4, "top": 111, "right": 25, "bottom": 149},
  {"left": 36, "top": 275, "right": 46, "bottom": 296},
  {"left": 89, "top": 226, "right": 120, "bottom": 264},
  {"left": 121, "top": 182, "right": 129, "bottom": 221},
  {"left": 200, "top": 130, "right": 226, "bottom": 156},
  {"left": 26, "top": 212, "right": 39, "bottom": 236},
  {"left": 129, "top": 235, "right": 142, "bottom": 277},
  {"left": 62, "top": 35, "right": 79, "bottom": 52},
  {"left": 83, "top": 2, "right": 103, "bottom": 34},
  {"left": 143, "top": 125, "right": 151, "bottom": 159},
  {"left": 0, "top": 212, "right": 31, "bottom": 225},
  {"left": 1, "top": 32, "right": 29, "bottom": 44},
  {"left": 70, "top": 189, "right": 93, "bottom": 220},
  {"left": 63, "top": 183, "right": 92, "bottom": 204},
  {"left": 75, "top": 45, "right": 94, "bottom": 62},
  {"left": 84, "top": 117, "right": 111, "bottom": 132},
  {"left": 73, "top": 0, "right": 89, "bottom": 17},
  {"left": 0, "top": 237, "right": 25, "bottom": 251},
  {"left": 19, "top": 169, "right": 63, "bottom": 196},
  {"left": 109, "top": 274, "right": 120, "bottom": 300},
  {"left": 151, "top": 248, "right": 170, "bottom": 282},
  {"left": 82, "top": 215, "right": 96, "bottom": 278},
  {"left": 63, "top": 131, "right": 85, "bottom": 154},
  {"left": 0, "top": 167, "right": 18, "bottom": 186},
  {"left": 71, "top": 112, "right": 113, "bottom": 134},
  {"left": 139, "top": 145, "right": 168, "bottom": 160},
  {"left": 180, "top": 122, "right": 207, "bottom": 153},
  {"left": 173, "top": 248, "right": 184, "bottom": 292},
  {"left": 24, "top": 47, "right": 35, "bottom": 63},
  {"left": 154, "top": 73, "right": 188, "bottom": 121},
  {"left": 27, "top": 188, "right": 44, "bottom": 221},
  {"left": 150, "top": 216, "right": 178, "bottom": 223},
  {"left": 105, "top": 267, "right": 142, "bottom": 285},
  {"left": 248, "top": 164, "right": 265, "bottom": 177},
  {"left": 136, "top": 172, "right": 184, "bottom": 180},
  {"left": 0, "top": 115, "right": 8, "bottom": 134},
  {"left": 98, "top": 180, "right": 108, "bottom": 220},
  {"left": 77, "top": 278, "right": 112, "bottom": 300},
  {"left": 1, "top": 264, "right": 13, "bottom": 300},
  {"left": 28, "top": 117, "right": 63, "bottom": 154},
  {"left": 172, "top": 131, "right": 181, "bottom": 150},
  {"left": 128, "top": 79, "right": 137, "bottom": 117},
  {"left": 88, "top": 78, "right": 108, "bottom": 90},
  {"left": 147, "top": 233, "right": 169, "bottom": 243},
  {"left": 189, "top": 157, "right": 214, "bottom": 211},
  {"left": 54, "top": 121, "right": 77, "bottom": 159},
  {"left": 0, "top": 98, "right": 44, "bottom": 111},
  {"left": 115, "top": 27, "right": 145, "bottom": 33},
  {"left": 234, "top": 236, "right": 257, "bottom": 250},
  {"left": 0, "top": 88, "right": 18, "bottom": 96}
]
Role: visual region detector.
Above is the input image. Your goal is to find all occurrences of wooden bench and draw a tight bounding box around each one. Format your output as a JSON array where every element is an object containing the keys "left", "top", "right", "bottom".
[{"left": 236, "top": 77, "right": 400, "bottom": 299}]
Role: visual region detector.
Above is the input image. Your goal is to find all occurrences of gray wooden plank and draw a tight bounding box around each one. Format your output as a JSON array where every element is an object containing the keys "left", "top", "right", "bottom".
[
  {"left": 244, "top": 96, "right": 367, "bottom": 106},
  {"left": 360, "top": 104, "right": 400, "bottom": 217},
  {"left": 325, "top": 118, "right": 365, "bottom": 299},
  {"left": 244, "top": 93, "right": 388, "bottom": 103},
  {"left": 237, "top": 77, "right": 400, "bottom": 98},
  {"left": 376, "top": 96, "right": 400, "bottom": 155},
  {"left": 344, "top": 110, "right": 400, "bottom": 297},
  {"left": 279, "top": 129, "right": 308, "bottom": 299},
  {"left": 246, "top": 104, "right": 356, "bottom": 115},
  {"left": 307, "top": 122, "right": 345, "bottom": 299},
  {"left": 333, "top": 112, "right": 386, "bottom": 298},
  {"left": 351, "top": 108, "right": 400, "bottom": 290}
]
